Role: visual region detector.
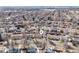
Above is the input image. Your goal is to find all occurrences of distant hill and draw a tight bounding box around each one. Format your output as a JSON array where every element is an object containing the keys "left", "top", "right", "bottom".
[{"left": 0, "top": 6, "right": 79, "bottom": 11}]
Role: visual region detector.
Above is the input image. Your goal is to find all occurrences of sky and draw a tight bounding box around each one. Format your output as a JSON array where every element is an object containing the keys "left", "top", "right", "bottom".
[{"left": 0, "top": 0, "right": 79, "bottom": 6}]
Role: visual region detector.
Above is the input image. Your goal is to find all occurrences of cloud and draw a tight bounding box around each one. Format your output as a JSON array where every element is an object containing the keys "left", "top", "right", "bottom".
[{"left": 0, "top": 0, "right": 79, "bottom": 6}]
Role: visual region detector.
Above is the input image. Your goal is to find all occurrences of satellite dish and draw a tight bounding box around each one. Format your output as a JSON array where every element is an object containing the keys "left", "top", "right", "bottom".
[{"left": 40, "top": 30, "right": 44, "bottom": 35}]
